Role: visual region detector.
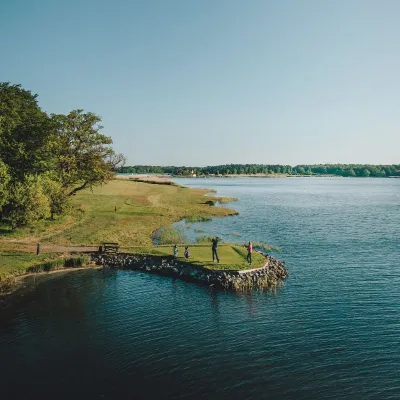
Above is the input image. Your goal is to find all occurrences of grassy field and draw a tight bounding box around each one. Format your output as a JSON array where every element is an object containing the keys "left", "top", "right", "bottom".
[
  {"left": 0, "top": 178, "right": 237, "bottom": 248},
  {"left": 0, "top": 179, "right": 268, "bottom": 281}
]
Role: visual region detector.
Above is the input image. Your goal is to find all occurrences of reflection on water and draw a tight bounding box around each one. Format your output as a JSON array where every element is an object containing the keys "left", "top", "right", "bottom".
[{"left": 1, "top": 178, "right": 400, "bottom": 399}]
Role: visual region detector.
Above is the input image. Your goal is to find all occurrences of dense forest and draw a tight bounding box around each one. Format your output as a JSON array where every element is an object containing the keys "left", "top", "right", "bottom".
[
  {"left": 0, "top": 83, "right": 125, "bottom": 228},
  {"left": 119, "top": 164, "right": 400, "bottom": 177}
]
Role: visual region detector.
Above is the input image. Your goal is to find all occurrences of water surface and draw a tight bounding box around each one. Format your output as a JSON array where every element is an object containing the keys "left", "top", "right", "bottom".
[{"left": 1, "top": 177, "right": 399, "bottom": 399}]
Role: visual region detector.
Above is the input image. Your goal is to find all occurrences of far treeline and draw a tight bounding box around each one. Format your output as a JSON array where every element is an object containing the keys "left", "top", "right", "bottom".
[
  {"left": 119, "top": 164, "right": 400, "bottom": 177},
  {"left": 0, "top": 82, "right": 125, "bottom": 229}
]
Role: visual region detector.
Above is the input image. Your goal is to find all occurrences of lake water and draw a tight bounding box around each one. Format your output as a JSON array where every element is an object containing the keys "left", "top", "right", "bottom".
[{"left": 1, "top": 177, "right": 400, "bottom": 399}]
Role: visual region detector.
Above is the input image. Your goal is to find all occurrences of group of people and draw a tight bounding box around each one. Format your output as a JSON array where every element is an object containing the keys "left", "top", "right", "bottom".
[
  {"left": 173, "top": 244, "right": 190, "bottom": 259},
  {"left": 172, "top": 237, "right": 253, "bottom": 265}
]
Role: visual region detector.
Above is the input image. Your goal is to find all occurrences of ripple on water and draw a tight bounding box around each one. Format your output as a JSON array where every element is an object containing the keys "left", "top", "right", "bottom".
[{"left": 1, "top": 178, "right": 400, "bottom": 399}]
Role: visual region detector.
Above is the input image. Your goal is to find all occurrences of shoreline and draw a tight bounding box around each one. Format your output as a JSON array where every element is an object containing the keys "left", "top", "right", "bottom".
[
  {"left": 92, "top": 252, "right": 288, "bottom": 291},
  {"left": 0, "top": 265, "right": 102, "bottom": 302},
  {"left": 1, "top": 250, "right": 288, "bottom": 298}
]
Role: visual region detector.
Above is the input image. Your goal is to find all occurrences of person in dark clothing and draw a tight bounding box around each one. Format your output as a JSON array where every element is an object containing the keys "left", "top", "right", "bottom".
[
  {"left": 211, "top": 237, "right": 220, "bottom": 263},
  {"left": 184, "top": 246, "right": 190, "bottom": 259},
  {"left": 246, "top": 241, "right": 253, "bottom": 265}
]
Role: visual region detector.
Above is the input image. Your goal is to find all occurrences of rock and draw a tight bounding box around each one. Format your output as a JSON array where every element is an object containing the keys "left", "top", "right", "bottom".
[{"left": 89, "top": 252, "right": 287, "bottom": 291}]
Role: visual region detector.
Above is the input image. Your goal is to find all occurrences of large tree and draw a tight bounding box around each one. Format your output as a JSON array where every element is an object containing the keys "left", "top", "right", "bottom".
[
  {"left": 0, "top": 159, "right": 10, "bottom": 212},
  {"left": 0, "top": 82, "right": 53, "bottom": 180},
  {"left": 51, "top": 109, "right": 125, "bottom": 196}
]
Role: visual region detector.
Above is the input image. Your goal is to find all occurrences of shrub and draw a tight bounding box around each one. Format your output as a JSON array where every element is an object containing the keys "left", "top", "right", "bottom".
[
  {"left": 217, "top": 197, "right": 238, "bottom": 204},
  {"left": 185, "top": 215, "right": 212, "bottom": 223},
  {"left": 252, "top": 242, "right": 280, "bottom": 252},
  {"left": 7, "top": 176, "right": 51, "bottom": 228},
  {"left": 195, "top": 235, "right": 215, "bottom": 243},
  {"left": 156, "top": 226, "right": 187, "bottom": 245}
]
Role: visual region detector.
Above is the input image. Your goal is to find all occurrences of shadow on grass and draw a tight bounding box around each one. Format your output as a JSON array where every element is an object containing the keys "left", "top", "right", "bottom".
[{"left": 0, "top": 228, "right": 14, "bottom": 235}]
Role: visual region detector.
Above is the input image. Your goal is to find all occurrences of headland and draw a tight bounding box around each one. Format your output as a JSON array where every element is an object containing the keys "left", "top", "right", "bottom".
[{"left": 0, "top": 178, "right": 287, "bottom": 293}]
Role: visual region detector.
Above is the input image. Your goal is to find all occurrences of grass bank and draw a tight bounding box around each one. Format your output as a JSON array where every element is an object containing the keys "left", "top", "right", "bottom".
[
  {"left": 0, "top": 178, "right": 237, "bottom": 248},
  {"left": 0, "top": 250, "right": 91, "bottom": 292}
]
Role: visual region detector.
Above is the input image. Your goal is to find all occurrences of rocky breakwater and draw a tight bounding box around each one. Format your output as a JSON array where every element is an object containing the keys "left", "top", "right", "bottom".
[{"left": 90, "top": 252, "right": 288, "bottom": 291}]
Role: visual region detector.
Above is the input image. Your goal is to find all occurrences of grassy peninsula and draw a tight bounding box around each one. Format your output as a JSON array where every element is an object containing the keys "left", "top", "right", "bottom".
[{"left": 0, "top": 179, "right": 270, "bottom": 284}]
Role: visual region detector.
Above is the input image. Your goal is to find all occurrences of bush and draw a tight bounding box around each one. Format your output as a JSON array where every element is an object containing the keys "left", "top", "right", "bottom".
[
  {"left": 64, "top": 255, "right": 90, "bottom": 267},
  {"left": 24, "top": 255, "right": 90, "bottom": 274},
  {"left": 42, "top": 175, "right": 71, "bottom": 218},
  {"left": 0, "top": 160, "right": 10, "bottom": 211},
  {"left": 7, "top": 176, "right": 51, "bottom": 228},
  {"left": 252, "top": 242, "right": 280, "bottom": 252},
  {"left": 185, "top": 215, "right": 212, "bottom": 223},
  {"left": 195, "top": 235, "right": 215, "bottom": 243},
  {"left": 217, "top": 197, "right": 238, "bottom": 204},
  {"left": 156, "top": 226, "right": 187, "bottom": 245}
]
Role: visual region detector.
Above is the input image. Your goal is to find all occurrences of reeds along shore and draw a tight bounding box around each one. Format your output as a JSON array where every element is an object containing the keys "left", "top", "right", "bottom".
[{"left": 91, "top": 252, "right": 288, "bottom": 291}]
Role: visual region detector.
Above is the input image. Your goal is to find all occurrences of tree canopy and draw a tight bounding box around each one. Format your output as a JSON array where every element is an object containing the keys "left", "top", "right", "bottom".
[
  {"left": 51, "top": 109, "right": 125, "bottom": 196},
  {"left": 0, "top": 82, "right": 125, "bottom": 228},
  {"left": 0, "top": 83, "right": 53, "bottom": 180}
]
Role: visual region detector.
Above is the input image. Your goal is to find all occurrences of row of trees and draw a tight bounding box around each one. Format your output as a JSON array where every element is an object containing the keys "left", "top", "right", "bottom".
[
  {"left": 293, "top": 164, "right": 400, "bottom": 177},
  {"left": 119, "top": 164, "right": 400, "bottom": 177},
  {"left": 0, "top": 82, "right": 125, "bottom": 228}
]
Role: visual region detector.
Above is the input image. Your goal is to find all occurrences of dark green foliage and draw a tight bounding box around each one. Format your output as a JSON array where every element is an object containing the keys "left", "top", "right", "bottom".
[
  {"left": 292, "top": 164, "right": 400, "bottom": 177},
  {"left": 0, "top": 82, "right": 125, "bottom": 228},
  {"left": 0, "top": 159, "right": 10, "bottom": 210},
  {"left": 6, "top": 176, "right": 51, "bottom": 228},
  {"left": 0, "top": 83, "right": 53, "bottom": 180},
  {"left": 119, "top": 163, "right": 400, "bottom": 178},
  {"left": 51, "top": 110, "right": 125, "bottom": 196},
  {"left": 25, "top": 255, "right": 89, "bottom": 273}
]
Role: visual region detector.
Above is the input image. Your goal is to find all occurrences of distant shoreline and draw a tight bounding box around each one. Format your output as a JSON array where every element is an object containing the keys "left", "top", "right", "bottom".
[{"left": 117, "top": 173, "right": 400, "bottom": 181}]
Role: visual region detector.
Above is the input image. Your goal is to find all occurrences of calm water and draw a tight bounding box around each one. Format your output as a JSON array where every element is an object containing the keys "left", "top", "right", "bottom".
[{"left": 1, "top": 177, "right": 400, "bottom": 399}]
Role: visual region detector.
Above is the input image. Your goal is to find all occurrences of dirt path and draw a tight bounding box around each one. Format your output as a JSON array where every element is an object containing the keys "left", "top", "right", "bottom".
[
  {"left": 0, "top": 243, "right": 99, "bottom": 254},
  {"left": 40, "top": 245, "right": 99, "bottom": 253}
]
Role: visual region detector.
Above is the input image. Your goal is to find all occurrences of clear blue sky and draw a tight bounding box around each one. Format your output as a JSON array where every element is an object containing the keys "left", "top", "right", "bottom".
[{"left": 1, "top": 0, "right": 399, "bottom": 166}]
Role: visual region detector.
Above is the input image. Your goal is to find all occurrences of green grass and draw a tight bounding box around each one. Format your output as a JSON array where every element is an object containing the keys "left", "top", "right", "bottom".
[
  {"left": 0, "top": 179, "right": 237, "bottom": 248},
  {"left": 0, "top": 250, "right": 90, "bottom": 282},
  {"left": 125, "top": 244, "right": 266, "bottom": 271}
]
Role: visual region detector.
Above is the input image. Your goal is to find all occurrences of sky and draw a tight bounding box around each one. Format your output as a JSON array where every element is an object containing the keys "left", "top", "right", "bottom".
[{"left": 1, "top": 0, "right": 399, "bottom": 166}]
